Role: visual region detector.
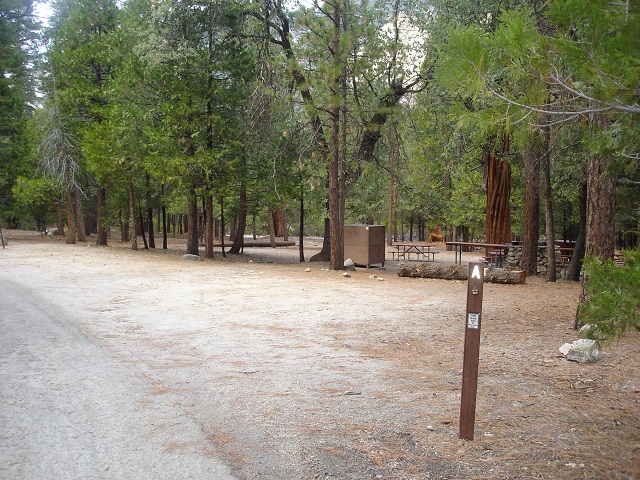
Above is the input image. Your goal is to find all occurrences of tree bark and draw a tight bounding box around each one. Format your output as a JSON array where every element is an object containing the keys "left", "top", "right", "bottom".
[
  {"left": 482, "top": 137, "right": 512, "bottom": 244},
  {"left": 138, "top": 206, "right": 148, "bottom": 250},
  {"left": 387, "top": 123, "right": 396, "bottom": 246},
  {"left": 161, "top": 193, "right": 167, "bottom": 250},
  {"left": 96, "top": 186, "right": 107, "bottom": 245},
  {"left": 328, "top": 103, "right": 343, "bottom": 269},
  {"left": 145, "top": 174, "right": 155, "bottom": 249},
  {"left": 56, "top": 201, "right": 65, "bottom": 237},
  {"left": 74, "top": 185, "right": 86, "bottom": 242},
  {"left": 541, "top": 119, "right": 556, "bottom": 282},
  {"left": 299, "top": 179, "right": 305, "bottom": 263},
  {"left": 268, "top": 208, "right": 276, "bottom": 248},
  {"left": 397, "top": 262, "right": 526, "bottom": 284},
  {"left": 310, "top": 219, "right": 331, "bottom": 262},
  {"left": 128, "top": 179, "right": 138, "bottom": 251},
  {"left": 229, "top": 174, "right": 248, "bottom": 255},
  {"left": 219, "top": 196, "right": 226, "bottom": 257},
  {"left": 566, "top": 180, "right": 587, "bottom": 281},
  {"left": 520, "top": 130, "right": 540, "bottom": 275},
  {"left": 186, "top": 182, "right": 199, "bottom": 256},
  {"left": 585, "top": 115, "right": 615, "bottom": 261},
  {"left": 272, "top": 210, "right": 286, "bottom": 237},
  {"left": 205, "top": 195, "right": 214, "bottom": 259},
  {"left": 65, "top": 185, "right": 76, "bottom": 245}
]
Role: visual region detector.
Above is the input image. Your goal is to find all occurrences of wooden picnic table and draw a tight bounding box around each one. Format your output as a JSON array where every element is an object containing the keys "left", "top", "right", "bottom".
[
  {"left": 445, "top": 241, "right": 510, "bottom": 266},
  {"left": 390, "top": 242, "right": 438, "bottom": 262}
]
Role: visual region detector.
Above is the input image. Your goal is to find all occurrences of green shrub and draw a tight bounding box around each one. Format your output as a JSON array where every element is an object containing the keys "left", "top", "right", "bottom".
[{"left": 576, "top": 249, "right": 640, "bottom": 342}]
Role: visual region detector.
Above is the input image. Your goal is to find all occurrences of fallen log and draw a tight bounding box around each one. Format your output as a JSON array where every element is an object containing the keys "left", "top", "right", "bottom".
[{"left": 397, "top": 262, "right": 526, "bottom": 284}]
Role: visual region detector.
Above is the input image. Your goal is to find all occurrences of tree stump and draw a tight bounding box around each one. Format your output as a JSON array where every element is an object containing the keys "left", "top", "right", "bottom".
[{"left": 397, "top": 262, "right": 526, "bottom": 284}]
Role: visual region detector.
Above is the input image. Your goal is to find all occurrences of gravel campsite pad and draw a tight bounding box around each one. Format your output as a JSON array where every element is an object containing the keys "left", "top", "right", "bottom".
[{"left": 1, "top": 231, "right": 639, "bottom": 479}]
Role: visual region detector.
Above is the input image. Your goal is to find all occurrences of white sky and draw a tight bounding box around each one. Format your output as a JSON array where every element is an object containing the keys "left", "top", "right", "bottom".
[{"left": 34, "top": 1, "right": 52, "bottom": 26}]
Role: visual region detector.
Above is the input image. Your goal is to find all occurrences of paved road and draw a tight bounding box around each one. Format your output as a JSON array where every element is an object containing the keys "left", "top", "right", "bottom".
[{"left": 0, "top": 279, "right": 238, "bottom": 480}]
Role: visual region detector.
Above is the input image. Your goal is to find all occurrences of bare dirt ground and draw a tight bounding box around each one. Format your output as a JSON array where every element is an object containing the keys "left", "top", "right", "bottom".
[{"left": 2, "top": 230, "right": 639, "bottom": 479}]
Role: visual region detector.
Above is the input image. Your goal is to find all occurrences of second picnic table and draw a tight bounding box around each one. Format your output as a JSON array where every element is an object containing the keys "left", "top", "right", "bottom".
[
  {"left": 389, "top": 242, "right": 438, "bottom": 262},
  {"left": 445, "top": 241, "right": 510, "bottom": 267}
]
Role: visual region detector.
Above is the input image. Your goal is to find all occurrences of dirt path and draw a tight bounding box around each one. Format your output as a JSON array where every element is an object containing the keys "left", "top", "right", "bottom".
[{"left": 1, "top": 232, "right": 638, "bottom": 479}]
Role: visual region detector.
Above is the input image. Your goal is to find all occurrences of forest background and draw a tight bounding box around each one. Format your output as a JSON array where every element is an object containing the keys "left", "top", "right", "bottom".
[{"left": 1, "top": 0, "right": 638, "bottom": 276}]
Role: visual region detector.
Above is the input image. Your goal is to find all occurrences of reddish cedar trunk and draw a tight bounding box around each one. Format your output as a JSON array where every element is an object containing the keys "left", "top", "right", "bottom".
[
  {"left": 272, "top": 210, "right": 286, "bottom": 237},
  {"left": 521, "top": 131, "right": 540, "bottom": 275},
  {"left": 483, "top": 138, "right": 512, "bottom": 244}
]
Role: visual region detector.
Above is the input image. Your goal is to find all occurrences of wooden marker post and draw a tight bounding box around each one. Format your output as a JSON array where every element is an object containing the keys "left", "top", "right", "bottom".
[{"left": 460, "top": 262, "right": 484, "bottom": 440}]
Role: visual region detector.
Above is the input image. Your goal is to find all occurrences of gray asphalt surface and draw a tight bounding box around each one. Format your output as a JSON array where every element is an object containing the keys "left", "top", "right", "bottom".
[{"left": 0, "top": 279, "right": 238, "bottom": 480}]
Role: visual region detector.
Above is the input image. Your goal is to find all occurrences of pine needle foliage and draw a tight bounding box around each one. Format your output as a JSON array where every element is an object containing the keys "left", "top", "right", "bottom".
[{"left": 577, "top": 249, "right": 640, "bottom": 342}]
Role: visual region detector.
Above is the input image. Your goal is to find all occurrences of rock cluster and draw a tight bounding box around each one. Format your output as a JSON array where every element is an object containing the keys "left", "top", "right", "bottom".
[{"left": 504, "top": 244, "right": 563, "bottom": 275}]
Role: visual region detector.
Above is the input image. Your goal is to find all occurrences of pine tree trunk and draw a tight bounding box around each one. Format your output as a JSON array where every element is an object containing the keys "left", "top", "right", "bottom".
[
  {"left": 56, "top": 201, "right": 65, "bottom": 237},
  {"left": 586, "top": 153, "right": 615, "bottom": 260},
  {"left": 145, "top": 174, "right": 155, "bottom": 248},
  {"left": 138, "top": 206, "right": 148, "bottom": 250},
  {"left": 541, "top": 120, "right": 556, "bottom": 282},
  {"left": 128, "top": 179, "right": 138, "bottom": 251},
  {"left": 96, "top": 186, "right": 107, "bottom": 245},
  {"left": 229, "top": 173, "right": 247, "bottom": 254},
  {"left": 161, "top": 194, "right": 167, "bottom": 249},
  {"left": 205, "top": 195, "right": 214, "bottom": 259},
  {"left": 299, "top": 180, "right": 305, "bottom": 262},
  {"left": 186, "top": 182, "right": 199, "bottom": 256},
  {"left": 268, "top": 208, "right": 276, "bottom": 248},
  {"left": 74, "top": 186, "right": 86, "bottom": 242},
  {"left": 328, "top": 1, "right": 344, "bottom": 271},
  {"left": 520, "top": 130, "right": 540, "bottom": 275},
  {"left": 387, "top": 123, "right": 396, "bottom": 246},
  {"left": 219, "top": 197, "right": 226, "bottom": 257},
  {"left": 585, "top": 116, "right": 615, "bottom": 261},
  {"left": 65, "top": 185, "right": 76, "bottom": 245},
  {"left": 566, "top": 180, "right": 587, "bottom": 281}
]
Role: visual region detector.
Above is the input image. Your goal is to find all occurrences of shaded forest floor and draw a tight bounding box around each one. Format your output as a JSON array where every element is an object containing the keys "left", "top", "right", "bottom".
[{"left": 2, "top": 229, "right": 639, "bottom": 479}]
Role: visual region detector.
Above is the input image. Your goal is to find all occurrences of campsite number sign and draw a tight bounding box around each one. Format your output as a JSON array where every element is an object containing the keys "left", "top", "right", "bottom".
[{"left": 460, "top": 263, "right": 484, "bottom": 440}]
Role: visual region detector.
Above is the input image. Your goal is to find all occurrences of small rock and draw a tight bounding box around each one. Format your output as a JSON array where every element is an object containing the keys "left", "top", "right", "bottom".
[
  {"left": 427, "top": 425, "right": 435, "bottom": 431},
  {"left": 304, "top": 267, "right": 311, "bottom": 272},
  {"left": 343, "top": 258, "right": 356, "bottom": 271},
  {"left": 377, "top": 277, "right": 384, "bottom": 281},
  {"left": 562, "top": 339, "right": 601, "bottom": 363},
  {"left": 182, "top": 254, "right": 203, "bottom": 261},
  {"left": 369, "top": 274, "right": 377, "bottom": 280},
  {"left": 342, "top": 272, "right": 351, "bottom": 278}
]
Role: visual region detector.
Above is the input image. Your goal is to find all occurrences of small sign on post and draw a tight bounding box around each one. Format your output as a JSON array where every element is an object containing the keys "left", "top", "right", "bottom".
[{"left": 460, "top": 262, "right": 484, "bottom": 440}]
